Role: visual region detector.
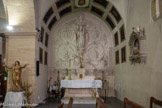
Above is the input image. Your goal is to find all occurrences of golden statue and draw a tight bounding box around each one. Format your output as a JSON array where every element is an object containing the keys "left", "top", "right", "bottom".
[{"left": 4, "top": 61, "right": 28, "bottom": 92}]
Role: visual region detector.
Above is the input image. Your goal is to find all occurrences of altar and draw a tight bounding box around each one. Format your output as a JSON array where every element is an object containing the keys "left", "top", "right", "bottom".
[{"left": 61, "top": 80, "right": 102, "bottom": 98}]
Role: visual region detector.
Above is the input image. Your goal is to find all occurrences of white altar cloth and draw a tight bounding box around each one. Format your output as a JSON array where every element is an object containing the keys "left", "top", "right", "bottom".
[
  {"left": 61, "top": 80, "right": 102, "bottom": 88},
  {"left": 3, "top": 92, "right": 26, "bottom": 108}
]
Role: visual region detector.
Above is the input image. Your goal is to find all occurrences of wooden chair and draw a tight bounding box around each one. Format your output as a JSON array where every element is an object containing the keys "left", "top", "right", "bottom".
[
  {"left": 150, "top": 97, "right": 162, "bottom": 108},
  {"left": 123, "top": 98, "right": 144, "bottom": 108},
  {"left": 66, "top": 97, "right": 73, "bottom": 108},
  {"left": 58, "top": 103, "right": 64, "bottom": 108},
  {"left": 96, "top": 97, "right": 108, "bottom": 108}
]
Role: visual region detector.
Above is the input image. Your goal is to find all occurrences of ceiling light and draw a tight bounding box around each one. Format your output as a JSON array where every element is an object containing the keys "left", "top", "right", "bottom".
[{"left": 6, "top": 25, "right": 14, "bottom": 31}]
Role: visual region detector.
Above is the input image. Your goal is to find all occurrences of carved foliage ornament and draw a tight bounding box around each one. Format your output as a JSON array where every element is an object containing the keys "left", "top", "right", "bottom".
[{"left": 129, "top": 27, "right": 147, "bottom": 64}]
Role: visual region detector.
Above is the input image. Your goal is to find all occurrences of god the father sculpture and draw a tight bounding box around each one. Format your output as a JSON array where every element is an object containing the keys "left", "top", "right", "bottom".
[{"left": 4, "top": 61, "right": 28, "bottom": 92}]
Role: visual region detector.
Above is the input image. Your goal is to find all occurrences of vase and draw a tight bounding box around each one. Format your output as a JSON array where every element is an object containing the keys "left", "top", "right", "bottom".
[{"left": 4, "top": 77, "right": 7, "bottom": 81}]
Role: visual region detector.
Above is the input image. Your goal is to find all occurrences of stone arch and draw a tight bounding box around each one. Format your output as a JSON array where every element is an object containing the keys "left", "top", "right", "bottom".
[{"left": 38, "top": 0, "right": 127, "bottom": 98}]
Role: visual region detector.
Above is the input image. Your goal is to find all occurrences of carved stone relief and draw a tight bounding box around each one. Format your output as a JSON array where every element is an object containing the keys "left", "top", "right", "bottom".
[
  {"left": 50, "top": 12, "right": 113, "bottom": 69},
  {"left": 48, "top": 12, "right": 115, "bottom": 96}
]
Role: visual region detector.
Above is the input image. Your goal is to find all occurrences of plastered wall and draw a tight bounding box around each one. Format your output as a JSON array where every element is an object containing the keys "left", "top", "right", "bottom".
[{"left": 114, "top": 0, "right": 162, "bottom": 107}]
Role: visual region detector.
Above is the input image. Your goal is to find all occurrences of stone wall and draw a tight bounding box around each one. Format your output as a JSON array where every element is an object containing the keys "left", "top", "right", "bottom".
[
  {"left": 115, "top": 0, "right": 162, "bottom": 107},
  {"left": 2, "top": 0, "right": 49, "bottom": 104},
  {"left": 35, "top": 35, "right": 48, "bottom": 104},
  {"left": 5, "top": 33, "right": 37, "bottom": 103}
]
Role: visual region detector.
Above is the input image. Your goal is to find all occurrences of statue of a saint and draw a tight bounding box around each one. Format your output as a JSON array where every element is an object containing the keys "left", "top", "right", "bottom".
[
  {"left": 133, "top": 39, "right": 140, "bottom": 55},
  {"left": 4, "top": 61, "right": 28, "bottom": 92},
  {"left": 76, "top": 24, "right": 85, "bottom": 52},
  {"left": 76, "top": 16, "right": 89, "bottom": 55}
]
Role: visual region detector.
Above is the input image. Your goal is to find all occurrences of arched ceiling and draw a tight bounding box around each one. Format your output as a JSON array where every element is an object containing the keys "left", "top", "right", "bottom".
[
  {"left": 38, "top": 0, "right": 125, "bottom": 35},
  {"left": 0, "top": 0, "right": 7, "bottom": 32},
  {"left": 0, "top": 0, "right": 6, "bottom": 19}
]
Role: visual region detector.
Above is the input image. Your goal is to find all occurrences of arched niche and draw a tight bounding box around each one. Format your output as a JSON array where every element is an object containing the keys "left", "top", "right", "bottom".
[
  {"left": 48, "top": 12, "right": 115, "bottom": 97},
  {"left": 129, "top": 27, "right": 147, "bottom": 64}
]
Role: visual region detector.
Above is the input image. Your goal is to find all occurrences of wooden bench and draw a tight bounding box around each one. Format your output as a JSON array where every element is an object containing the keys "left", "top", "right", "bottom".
[
  {"left": 150, "top": 97, "right": 162, "bottom": 108},
  {"left": 58, "top": 97, "right": 73, "bottom": 108},
  {"left": 123, "top": 98, "right": 144, "bottom": 108},
  {"left": 58, "top": 103, "right": 64, "bottom": 108},
  {"left": 96, "top": 97, "right": 108, "bottom": 108},
  {"left": 66, "top": 97, "right": 73, "bottom": 108}
]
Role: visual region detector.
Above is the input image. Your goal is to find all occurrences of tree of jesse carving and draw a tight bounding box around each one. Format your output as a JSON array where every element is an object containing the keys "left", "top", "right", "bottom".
[{"left": 52, "top": 13, "right": 113, "bottom": 69}]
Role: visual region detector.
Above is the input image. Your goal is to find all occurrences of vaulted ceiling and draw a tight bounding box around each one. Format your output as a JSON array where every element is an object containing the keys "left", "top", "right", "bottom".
[
  {"left": 0, "top": 0, "right": 6, "bottom": 32},
  {"left": 0, "top": 0, "right": 126, "bottom": 34},
  {"left": 36, "top": 0, "right": 125, "bottom": 35}
]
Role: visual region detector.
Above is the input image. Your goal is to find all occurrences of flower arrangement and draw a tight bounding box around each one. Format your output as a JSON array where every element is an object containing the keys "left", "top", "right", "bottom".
[
  {"left": 4, "top": 69, "right": 8, "bottom": 77},
  {"left": 4, "top": 69, "right": 8, "bottom": 80}
]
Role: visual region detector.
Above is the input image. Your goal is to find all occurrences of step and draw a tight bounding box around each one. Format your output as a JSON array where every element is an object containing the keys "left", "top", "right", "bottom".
[{"left": 61, "top": 97, "right": 97, "bottom": 104}]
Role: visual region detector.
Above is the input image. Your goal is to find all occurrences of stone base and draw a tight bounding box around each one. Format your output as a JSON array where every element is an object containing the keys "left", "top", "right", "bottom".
[
  {"left": 64, "top": 88, "right": 94, "bottom": 97},
  {"left": 61, "top": 97, "right": 97, "bottom": 104},
  {"left": 3, "top": 92, "right": 27, "bottom": 108}
]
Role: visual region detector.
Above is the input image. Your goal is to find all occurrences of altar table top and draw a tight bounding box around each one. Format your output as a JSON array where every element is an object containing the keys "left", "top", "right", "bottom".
[{"left": 61, "top": 80, "right": 102, "bottom": 88}]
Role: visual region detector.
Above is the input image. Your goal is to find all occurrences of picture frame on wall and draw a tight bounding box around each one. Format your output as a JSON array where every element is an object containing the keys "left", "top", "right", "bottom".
[
  {"left": 121, "top": 46, "right": 126, "bottom": 63},
  {"left": 44, "top": 51, "right": 48, "bottom": 65},
  {"left": 36, "top": 61, "right": 39, "bottom": 76},
  {"left": 45, "top": 33, "right": 49, "bottom": 47},
  {"left": 120, "top": 25, "right": 125, "bottom": 42},
  {"left": 115, "top": 50, "right": 119, "bottom": 64},
  {"left": 39, "top": 47, "right": 43, "bottom": 64},
  {"left": 114, "top": 32, "right": 119, "bottom": 46},
  {"left": 40, "top": 27, "right": 44, "bottom": 43}
]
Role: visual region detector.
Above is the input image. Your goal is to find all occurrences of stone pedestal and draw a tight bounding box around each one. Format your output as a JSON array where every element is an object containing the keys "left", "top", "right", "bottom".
[{"left": 3, "top": 92, "right": 27, "bottom": 108}]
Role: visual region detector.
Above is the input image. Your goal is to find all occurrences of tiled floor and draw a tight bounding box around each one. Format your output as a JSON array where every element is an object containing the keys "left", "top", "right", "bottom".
[{"left": 36, "top": 97, "right": 125, "bottom": 108}]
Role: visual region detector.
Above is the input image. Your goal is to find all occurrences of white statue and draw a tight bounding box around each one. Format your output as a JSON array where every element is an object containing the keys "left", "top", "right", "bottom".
[{"left": 76, "top": 16, "right": 89, "bottom": 56}]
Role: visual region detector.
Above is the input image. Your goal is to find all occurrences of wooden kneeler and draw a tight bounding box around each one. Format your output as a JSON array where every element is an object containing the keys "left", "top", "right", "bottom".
[
  {"left": 150, "top": 97, "right": 162, "bottom": 108},
  {"left": 123, "top": 98, "right": 144, "bottom": 108},
  {"left": 96, "top": 97, "right": 108, "bottom": 108}
]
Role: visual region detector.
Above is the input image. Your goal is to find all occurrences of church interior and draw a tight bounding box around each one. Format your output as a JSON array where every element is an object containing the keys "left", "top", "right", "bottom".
[{"left": 0, "top": 0, "right": 162, "bottom": 108}]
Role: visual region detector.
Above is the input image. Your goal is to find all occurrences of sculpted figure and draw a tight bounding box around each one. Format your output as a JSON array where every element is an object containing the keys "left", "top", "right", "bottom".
[
  {"left": 4, "top": 61, "right": 28, "bottom": 92},
  {"left": 133, "top": 39, "right": 140, "bottom": 55}
]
